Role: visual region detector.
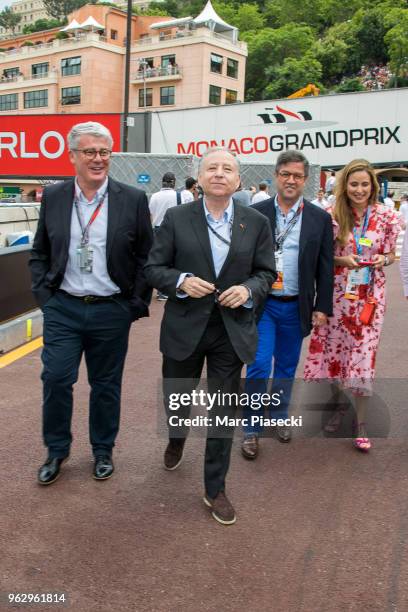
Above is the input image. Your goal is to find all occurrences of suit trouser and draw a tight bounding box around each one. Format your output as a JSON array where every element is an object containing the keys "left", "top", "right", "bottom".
[
  {"left": 244, "top": 296, "right": 303, "bottom": 436},
  {"left": 41, "top": 291, "right": 132, "bottom": 458},
  {"left": 162, "top": 308, "right": 243, "bottom": 499}
]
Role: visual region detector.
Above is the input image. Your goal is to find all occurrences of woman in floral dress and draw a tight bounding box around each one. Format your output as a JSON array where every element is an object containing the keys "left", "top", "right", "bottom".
[{"left": 304, "top": 159, "right": 400, "bottom": 451}]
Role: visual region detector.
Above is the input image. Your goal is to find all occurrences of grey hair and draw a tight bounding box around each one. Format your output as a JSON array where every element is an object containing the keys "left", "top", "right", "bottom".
[
  {"left": 197, "top": 146, "right": 240, "bottom": 174},
  {"left": 67, "top": 122, "right": 113, "bottom": 150},
  {"left": 275, "top": 150, "right": 310, "bottom": 177}
]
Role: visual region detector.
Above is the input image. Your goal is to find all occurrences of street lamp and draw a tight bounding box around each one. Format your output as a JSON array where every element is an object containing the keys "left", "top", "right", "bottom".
[{"left": 123, "top": 0, "right": 132, "bottom": 152}]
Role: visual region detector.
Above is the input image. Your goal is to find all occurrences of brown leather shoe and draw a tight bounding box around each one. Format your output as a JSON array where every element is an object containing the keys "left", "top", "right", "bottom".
[
  {"left": 276, "top": 425, "right": 292, "bottom": 443},
  {"left": 241, "top": 435, "right": 259, "bottom": 459},
  {"left": 164, "top": 439, "right": 185, "bottom": 470},
  {"left": 203, "top": 491, "right": 236, "bottom": 525}
]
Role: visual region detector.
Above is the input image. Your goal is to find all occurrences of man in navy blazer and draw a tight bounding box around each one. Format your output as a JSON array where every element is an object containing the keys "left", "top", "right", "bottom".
[
  {"left": 242, "top": 150, "right": 334, "bottom": 458},
  {"left": 30, "top": 121, "right": 152, "bottom": 485}
]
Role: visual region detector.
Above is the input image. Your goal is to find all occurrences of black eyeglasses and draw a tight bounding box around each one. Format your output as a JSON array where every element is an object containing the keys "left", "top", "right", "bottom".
[
  {"left": 277, "top": 171, "right": 306, "bottom": 181},
  {"left": 73, "top": 148, "right": 112, "bottom": 160}
]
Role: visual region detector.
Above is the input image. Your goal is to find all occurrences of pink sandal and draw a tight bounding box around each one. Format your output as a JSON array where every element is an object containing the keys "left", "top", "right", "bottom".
[{"left": 353, "top": 422, "right": 371, "bottom": 452}]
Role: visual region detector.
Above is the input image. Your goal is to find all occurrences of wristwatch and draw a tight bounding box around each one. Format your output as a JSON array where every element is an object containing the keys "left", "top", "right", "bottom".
[{"left": 384, "top": 254, "right": 390, "bottom": 266}]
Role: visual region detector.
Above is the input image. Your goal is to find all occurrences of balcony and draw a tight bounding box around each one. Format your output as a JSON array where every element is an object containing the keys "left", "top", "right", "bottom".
[
  {"left": 131, "top": 65, "right": 183, "bottom": 84},
  {"left": 0, "top": 70, "right": 58, "bottom": 91},
  {"left": 132, "top": 27, "right": 247, "bottom": 53},
  {"left": 0, "top": 32, "right": 115, "bottom": 62}
]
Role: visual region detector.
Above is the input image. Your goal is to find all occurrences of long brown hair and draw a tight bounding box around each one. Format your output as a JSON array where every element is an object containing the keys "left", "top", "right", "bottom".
[{"left": 334, "top": 159, "right": 379, "bottom": 246}]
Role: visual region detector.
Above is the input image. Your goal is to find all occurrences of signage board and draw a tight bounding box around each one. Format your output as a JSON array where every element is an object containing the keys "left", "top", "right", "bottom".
[
  {"left": 0, "top": 114, "right": 121, "bottom": 178},
  {"left": 150, "top": 89, "right": 408, "bottom": 167}
]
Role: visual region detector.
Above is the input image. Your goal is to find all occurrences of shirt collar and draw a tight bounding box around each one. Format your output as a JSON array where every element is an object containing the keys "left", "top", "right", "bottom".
[
  {"left": 274, "top": 194, "right": 303, "bottom": 216},
  {"left": 203, "top": 198, "right": 234, "bottom": 223},
  {"left": 75, "top": 177, "right": 108, "bottom": 204}
]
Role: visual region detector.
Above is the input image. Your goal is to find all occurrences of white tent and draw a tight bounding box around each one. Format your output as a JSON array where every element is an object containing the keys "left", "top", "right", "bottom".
[
  {"left": 60, "top": 19, "right": 82, "bottom": 32},
  {"left": 193, "top": 0, "right": 238, "bottom": 42},
  {"left": 80, "top": 16, "right": 105, "bottom": 31}
]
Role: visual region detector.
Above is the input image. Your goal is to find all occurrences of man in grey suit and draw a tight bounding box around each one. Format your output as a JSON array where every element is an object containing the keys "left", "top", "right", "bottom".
[{"left": 145, "top": 147, "right": 275, "bottom": 525}]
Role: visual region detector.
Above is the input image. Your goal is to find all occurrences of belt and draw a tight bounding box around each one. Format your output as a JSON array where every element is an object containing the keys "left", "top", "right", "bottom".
[
  {"left": 269, "top": 294, "right": 299, "bottom": 302},
  {"left": 57, "top": 289, "right": 119, "bottom": 304}
]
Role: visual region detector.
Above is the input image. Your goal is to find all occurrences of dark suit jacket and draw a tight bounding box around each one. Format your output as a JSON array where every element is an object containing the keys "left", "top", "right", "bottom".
[
  {"left": 144, "top": 199, "right": 276, "bottom": 363},
  {"left": 252, "top": 196, "right": 334, "bottom": 337},
  {"left": 29, "top": 177, "right": 153, "bottom": 320}
]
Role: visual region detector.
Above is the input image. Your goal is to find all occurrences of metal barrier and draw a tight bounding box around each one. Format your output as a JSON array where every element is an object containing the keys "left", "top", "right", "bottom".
[{"left": 0, "top": 244, "right": 36, "bottom": 324}]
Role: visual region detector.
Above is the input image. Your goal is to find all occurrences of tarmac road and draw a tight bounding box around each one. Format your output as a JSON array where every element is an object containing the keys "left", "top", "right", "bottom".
[{"left": 1, "top": 265, "right": 407, "bottom": 612}]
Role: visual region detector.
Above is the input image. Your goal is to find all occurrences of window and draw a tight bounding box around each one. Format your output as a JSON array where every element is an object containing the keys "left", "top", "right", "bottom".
[
  {"left": 110, "top": 29, "right": 118, "bottom": 40},
  {"left": 225, "top": 89, "right": 237, "bottom": 104},
  {"left": 24, "top": 89, "right": 48, "bottom": 108},
  {"left": 61, "top": 86, "right": 81, "bottom": 105},
  {"left": 161, "top": 54, "right": 175, "bottom": 68},
  {"left": 160, "top": 86, "right": 175, "bottom": 105},
  {"left": 0, "top": 93, "right": 18, "bottom": 111},
  {"left": 32, "top": 62, "right": 49, "bottom": 78},
  {"left": 209, "top": 85, "right": 221, "bottom": 105},
  {"left": 227, "top": 58, "right": 238, "bottom": 79},
  {"left": 138, "top": 87, "right": 152, "bottom": 107},
  {"left": 210, "top": 53, "right": 223, "bottom": 74},
  {"left": 3, "top": 67, "right": 20, "bottom": 79},
  {"left": 61, "top": 56, "right": 81, "bottom": 76}
]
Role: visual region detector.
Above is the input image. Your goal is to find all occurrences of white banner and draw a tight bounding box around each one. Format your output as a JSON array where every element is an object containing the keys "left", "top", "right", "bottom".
[{"left": 150, "top": 88, "right": 408, "bottom": 167}]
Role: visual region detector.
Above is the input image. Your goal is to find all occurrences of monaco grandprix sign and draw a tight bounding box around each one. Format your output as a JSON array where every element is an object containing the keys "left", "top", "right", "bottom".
[
  {"left": 150, "top": 88, "right": 408, "bottom": 167},
  {"left": 0, "top": 114, "right": 121, "bottom": 178}
]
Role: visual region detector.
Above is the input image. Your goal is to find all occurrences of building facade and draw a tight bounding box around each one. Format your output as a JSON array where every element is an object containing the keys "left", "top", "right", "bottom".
[
  {"left": 0, "top": 0, "right": 48, "bottom": 38},
  {"left": 0, "top": 1, "right": 247, "bottom": 115}
]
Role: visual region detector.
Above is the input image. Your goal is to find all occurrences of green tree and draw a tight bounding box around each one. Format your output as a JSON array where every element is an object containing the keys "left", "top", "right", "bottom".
[
  {"left": 384, "top": 13, "right": 408, "bottom": 86},
  {"left": 334, "top": 77, "right": 364, "bottom": 92},
  {"left": 23, "top": 18, "right": 63, "bottom": 34},
  {"left": 43, "top": 0, "right": 88, "bottom": 21},
  {"left": 213, "top": 2, "right": 265, "bottom": 32},
  {"left": 313, "top": 35, "right": 349, "bottom": 82},
  {"left": 0, "top": 7, "right": 22, "bottom": 34},
  {"left": 264, "top": 0, "right": 326, "bottom": 32},
  {"left": 264, "top": 53, "right": 323, "bottom": 98}
]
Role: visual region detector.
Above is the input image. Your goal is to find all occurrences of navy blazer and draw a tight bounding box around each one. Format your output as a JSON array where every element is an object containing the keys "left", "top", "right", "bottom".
[{"left": 252, "top": 196, "right": 334, "bottom": 337}]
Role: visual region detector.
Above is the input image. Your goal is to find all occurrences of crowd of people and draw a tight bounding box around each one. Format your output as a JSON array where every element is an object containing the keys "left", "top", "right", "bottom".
[
  {"left": 29, "top": 121, "right": 405, "bottom": 526},
  {"left": 358, "top": 64, "right": 392, "bottom": 90}
]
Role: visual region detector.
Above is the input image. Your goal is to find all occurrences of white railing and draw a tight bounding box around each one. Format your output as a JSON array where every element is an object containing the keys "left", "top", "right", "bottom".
[
  {"left": 0, "top": 33, "right": 110, "bottom": 58},
  {"left": 133, "top": 65, "right": 182, "bottom": 80}
]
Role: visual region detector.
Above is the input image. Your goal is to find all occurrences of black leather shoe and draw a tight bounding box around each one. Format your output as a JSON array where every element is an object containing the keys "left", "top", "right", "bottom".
[
  {"left": 38, "top": 457, "right": 68, "bottom": 485},
  {"left": 276, "top": 425, "right": 292, "bottom": 443},
  {"left": 93, "top": 455, "right": 114, "bottom": 480}
]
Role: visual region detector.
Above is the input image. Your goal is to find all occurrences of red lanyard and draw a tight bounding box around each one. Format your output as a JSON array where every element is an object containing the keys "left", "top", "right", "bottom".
[{"left": 74, "top": 190, "right": 106, "bottom": 245}]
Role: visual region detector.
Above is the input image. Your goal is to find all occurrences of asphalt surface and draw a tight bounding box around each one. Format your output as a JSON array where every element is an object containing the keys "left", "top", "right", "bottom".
[{"left": 1, "top": 265, "right": 408, "bottom": 612}]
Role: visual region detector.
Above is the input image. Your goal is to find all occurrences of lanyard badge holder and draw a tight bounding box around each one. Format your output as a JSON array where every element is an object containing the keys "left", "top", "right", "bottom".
[
  {"left": 75, "top": 191, "right": 106, "bottom": 274},
  {"left": 272, "top": 203, "right": 303, "bottom": 290},
  {"left": 345, "top": 207, "right": 373, "bottom": 301}
]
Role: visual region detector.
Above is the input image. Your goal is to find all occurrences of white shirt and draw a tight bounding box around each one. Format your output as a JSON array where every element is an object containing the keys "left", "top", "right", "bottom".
[
  {"left": 383, "top": 197, "right": 395, "bottom": 210},
  {"left": 60, "top": 178, "right": 120, "bottom": 297},
  {"left": 312, "top": 197, "right": 329, "bottom": 210},
  {"left": 399, "top": 201, "right": 408, "bottom": 225},
  {"left": 325, "top": 176, "right": 336, "bottom": 193},
  {"left": 180, "top": 189, "right": 194, "bottom": 203},
  {"left": 149, "top": 188, "right": 178, "bottom": 227},
  {"left": 400, "top": 230, "right": 408, "bottom": 297},
  {"left": 251, "top": 191, "right": 270, "bottom": 204}
]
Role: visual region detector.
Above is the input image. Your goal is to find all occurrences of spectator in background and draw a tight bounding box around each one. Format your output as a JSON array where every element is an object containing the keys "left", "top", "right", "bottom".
[
  {"left": 383, "top": 191, "right": 395, "bottom": 210},
  {"left": 149, "top": 172, "right": 179, "bottom": 300},
  {"left": 312, "top": 188, "right": 329, "bottom": 210},
  {"left": 252, "top": 181, "right": 270, "bottom": 204},
  {"left": 233, "top": 183, "right": 252, "bottom": 206},
  {"left": 325, "top": 171, "right": 336, "bottom": 195},
  {"left": 180, "top": 177, "right": 198, "bottom": 203},
  {"left": 400, "top": 230, "right": 408, "bottom": 299},
  {"left": 398, "top": 194, "right": 408, "bottom": 226}
]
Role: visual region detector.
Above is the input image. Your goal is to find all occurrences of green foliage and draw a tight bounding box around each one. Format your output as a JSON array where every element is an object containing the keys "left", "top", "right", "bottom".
[
  {"left": 264, "top": 54, "right": 323, "bottom": 98},
  {"left": 55, "top": 31, "right": 69, "bottom": 39},
  {"left": 23, "top": 18, "right": 63, "bottom": 34},
  {"left": 132, "top": 6, "right": 170, "bottom": 16},
  {"left": 43, "top": 0, "right": 88, "bottom": 20},
  {"left": 0, "top": 7, "right": 22, "bottom": 33},
  {"left": 213, "top": 2, "right": 265, "bottom": 32},
  {"left": 384, "top": 11, "right": 408, "bottom": 85},
  {"left": 334, "top": 77, "right": 365, "bottom": 92}
]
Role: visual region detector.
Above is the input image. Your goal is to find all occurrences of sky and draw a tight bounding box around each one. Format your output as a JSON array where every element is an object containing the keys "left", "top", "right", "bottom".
[{"left": 0, "top": 0, "right": 12, "bottom": 10}]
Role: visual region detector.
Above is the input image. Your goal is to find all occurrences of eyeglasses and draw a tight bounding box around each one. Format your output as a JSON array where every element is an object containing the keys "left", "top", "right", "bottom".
[
  {"left": 74, "top": 148, "right": 112, "bottom": 160},
  {"left": 277, "top": 171, "right": 306, "bottom": 181}
]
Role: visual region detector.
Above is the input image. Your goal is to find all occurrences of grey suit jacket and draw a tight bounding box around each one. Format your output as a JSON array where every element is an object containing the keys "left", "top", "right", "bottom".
[{"left": 144, "top": 199, "right": 276, "bottom": 363}]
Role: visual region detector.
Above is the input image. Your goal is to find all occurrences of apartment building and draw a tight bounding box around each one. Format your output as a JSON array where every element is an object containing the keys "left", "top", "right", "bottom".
[
  {"left": 0, "top": 0, "right": 48, "bottom": 37},
  {"left": 0, "top": 1, "right": 247, "bottom": 115}
]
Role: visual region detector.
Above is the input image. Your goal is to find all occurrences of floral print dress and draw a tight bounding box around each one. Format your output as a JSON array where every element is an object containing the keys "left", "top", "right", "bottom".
[{"left": 304, "top": 203, "right": 400, "bottom": 395}]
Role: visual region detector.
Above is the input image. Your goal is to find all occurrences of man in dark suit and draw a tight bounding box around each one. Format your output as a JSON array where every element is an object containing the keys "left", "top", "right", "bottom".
[
  {"left": 30, "top": 121, "right": 152, "bottom": 485},
  {"left": 242, "top": 150, "right": 334, "bottom": 459},
  {"left": 145, "top": 147, "right": 275, "bottom": 525}
]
